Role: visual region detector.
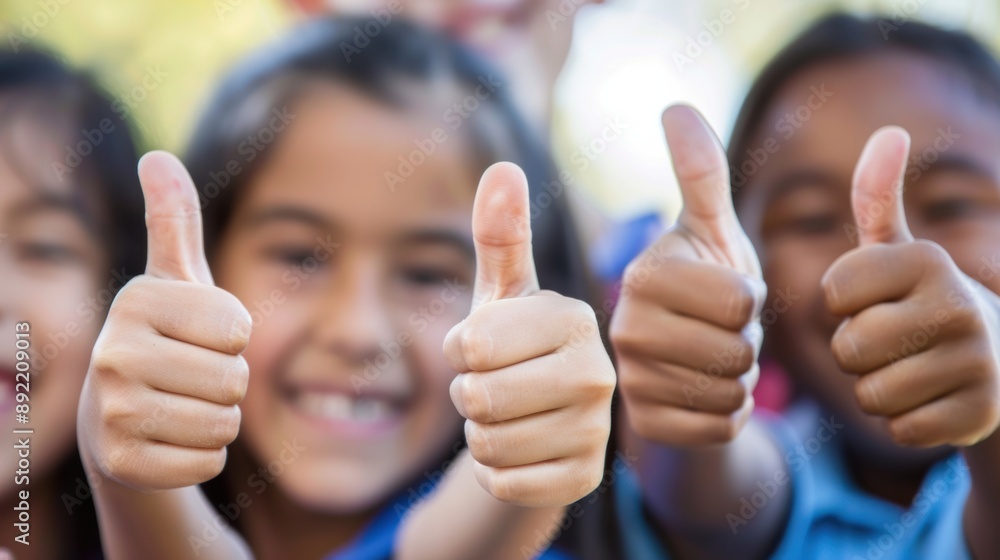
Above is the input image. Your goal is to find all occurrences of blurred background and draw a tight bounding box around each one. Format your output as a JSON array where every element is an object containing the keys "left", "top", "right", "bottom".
[{"left": 1, "top": 0, "right": 997, "bottom": 222}]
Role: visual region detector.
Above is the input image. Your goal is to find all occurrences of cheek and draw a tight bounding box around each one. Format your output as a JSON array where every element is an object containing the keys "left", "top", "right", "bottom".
[{"left": 16, "top": 269, "right": 104, "bottom": 473}]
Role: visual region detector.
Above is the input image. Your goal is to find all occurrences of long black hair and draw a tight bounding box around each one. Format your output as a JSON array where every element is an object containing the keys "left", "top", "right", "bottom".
[
  {"left": 0, "top": 46, "right": 147, "bottom": 558},
  {"left": 728, "top": 12, "right": 1000, "bottom": 204}
]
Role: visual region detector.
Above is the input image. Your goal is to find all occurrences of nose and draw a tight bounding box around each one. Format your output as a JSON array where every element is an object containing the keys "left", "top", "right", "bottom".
[{"left": 309, "top": 252, "right": 397, "bottom": 364}]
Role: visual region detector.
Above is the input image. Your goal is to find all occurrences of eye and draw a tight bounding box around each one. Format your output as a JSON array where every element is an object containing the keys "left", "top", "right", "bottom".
[
  {"left": 923, "top": 199, "right": 976, "bottom": 222},
  {"left": 788, "top": 213, "right": 838, "bottom": 235},
  {"left": 399, "top": 266, "right": 451, "bottom": 287},
  {"left": 16, "top": 241, "right": 80, "bottom": 265},
  {"left": 263, "top": 246, "right": 320, "bottom": 267}
]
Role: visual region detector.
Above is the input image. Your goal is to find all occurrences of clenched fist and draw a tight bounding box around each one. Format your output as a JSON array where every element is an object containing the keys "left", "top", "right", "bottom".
[
  {"left": 445, "top": 163, "right": 616, "bottom": 507},
  {"left": 611, "top": 105, "right": 765, "bottom": 446},
  {"left": 78, "top": 152, "right": 252, "bottom": 491},
  {"left": 824, "top": 127, "right": 1000, "bottom": 447}
]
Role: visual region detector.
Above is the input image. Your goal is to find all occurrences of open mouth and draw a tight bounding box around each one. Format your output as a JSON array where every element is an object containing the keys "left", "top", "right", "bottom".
[{"left": 281, "top": 383, "right": 411, "bottom": 438}]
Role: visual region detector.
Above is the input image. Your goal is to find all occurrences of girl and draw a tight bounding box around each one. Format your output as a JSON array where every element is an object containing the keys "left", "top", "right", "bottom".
[
  {"left": 77, "top": 17, "right": 616, "bottom": 560},
  {"left": 0, "top": 48, "right": 146, "bottom": 558},
  {"left": 612, "top": 13, "right": 1000, "bottom": 560}
]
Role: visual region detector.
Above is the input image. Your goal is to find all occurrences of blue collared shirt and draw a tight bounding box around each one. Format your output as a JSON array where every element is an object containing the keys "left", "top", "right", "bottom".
[{"left": 612, "top": 401, "right": 973, "bottom": 560}]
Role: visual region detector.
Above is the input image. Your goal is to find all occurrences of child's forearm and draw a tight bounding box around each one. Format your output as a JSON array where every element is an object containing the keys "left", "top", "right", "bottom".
[
  {"left": 396, "top": 451, "right": 567, "bottom": 560},
  {"left": 630, "top": 418, "right": 787, "bottom": 560},
  {"left": 963, "top": 422, "right": 1000, "bottom": 559},
  {"left": 91, "top": 474, "right": 252, "bottom": 560}
]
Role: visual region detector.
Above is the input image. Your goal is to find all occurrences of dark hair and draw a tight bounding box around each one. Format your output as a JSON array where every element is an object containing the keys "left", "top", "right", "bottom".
[
  {"left": 0, "top": 47, "right": 147, "bottom": 558},
  {"left": 0, "top": 48, "right": 146, "bottom": 283},
  {"left": 187, "top": 16, "right": 622, "bottom": 558},
  {"left": 184, "top": 15, "right": 589, "bottom": 302},
  {"left": 728, "top": 12, "right": 1000, "bottom": 204}
]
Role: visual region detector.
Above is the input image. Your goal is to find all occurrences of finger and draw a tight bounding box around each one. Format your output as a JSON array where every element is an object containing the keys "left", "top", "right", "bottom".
[
  {"left": 138, "top": 151, "right": 214, "bottom": 284},
  {"left": 852, "top": 344, "right": 978, "bottom": 418},
  {"left": 464, "top": 407, "right": 608, "bottom": 468},
  {"left": 619, "top": 256, "right": 765, "bottom": 331},
  {"left": 470, "top": 161, "right": 539, "bottom": 309},
  {"left": 823, "top": 242, "right": 925, "bottom": 316},
  {"left": 444, "top": 293, "right": 596, "bottom": 373},
  {"left": 450, "top": 350, "right": 612, "bottom": 423},
  {"left": 888, "top": 387, "right": 997, "bottom": 447},
  {"left": 611, "top": 303, "right": 757, "bottom": 377},
  {"left": 111, "top": 335, "right": 249, "bottom": 405},
  {"left": 113, "top": 276, "right": 252, "bottom": 355},
  {"left": 473, "top": 456, "right": 602, "bottom": 507},
  {"left": 123, "top": 394, "right": 241, "bottom": 449},
  {"left": 852, "top": 126, "right": 914, "bottom": 245},
  {"left": 626, "top": 395, "right": 754, "bottom": 446},
  {"left": 662, "top": 105, "right": 737, "bottom": 237},
  {"left": 100, "top": 442, "right": 227, "bottom": 491},
  {"left": 619, "top": 360, "right": 757, "bottom": 415}
]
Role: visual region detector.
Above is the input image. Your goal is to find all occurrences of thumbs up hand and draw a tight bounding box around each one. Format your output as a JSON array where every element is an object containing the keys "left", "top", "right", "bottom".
[
  {"left": 78, "top": 151, "right": 252, "bottom": 491},
  {"left": 611, "top": 105, "right": 766, "bottom": 446},
  {"left": 823, "top": 127, "right": 1000, "bottom": 447},
  {"left": 445, "top": 163, "right": 616, "bottom": 507}
]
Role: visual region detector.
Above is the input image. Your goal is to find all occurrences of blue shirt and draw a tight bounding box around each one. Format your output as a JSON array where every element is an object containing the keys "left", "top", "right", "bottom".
[
  {"left": 764, "top": 402, "right": 972, "bottom": 560},
  {"left": 323, "top": 487, "right": 576, "bottom": 560},
  {"left": 613, "top": 401, "right": 973, "bottom": 560}
]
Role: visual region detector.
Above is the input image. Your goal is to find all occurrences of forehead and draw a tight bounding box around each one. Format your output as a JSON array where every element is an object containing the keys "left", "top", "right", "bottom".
[
  {"left": 742, "top": 51, "right": 1000, "bottom": 192},
  {"left": 241, "top": 82, "right": 478, "bottom": 234}
]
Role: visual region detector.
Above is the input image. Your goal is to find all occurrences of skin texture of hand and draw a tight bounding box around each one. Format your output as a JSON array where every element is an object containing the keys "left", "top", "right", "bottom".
[
  {"left": 76, "top": 151, "right": 252, "bottom": 560},
  {"left": 398, "top": 162, "right": 616, "bottom": 560},
  {"left": 444, "top": 162, "right": 616, "bottom": 507},
  {"left": 823, "top": 127, "right": 1000, "bottom": 448},
  {"left": 611, "top": 105, "right": 766, "bottom": 447}
]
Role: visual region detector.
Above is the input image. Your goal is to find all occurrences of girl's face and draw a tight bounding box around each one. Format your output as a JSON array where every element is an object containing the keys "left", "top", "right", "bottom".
[
  {"left": 0, "top": 113, "right": 107, "bottom": 494},
  {"left": 214, "top": 83, "right": 476, "bottom": 512},
  {"left": 737, "top": 52, "right": 1000, "bottom": 460}
]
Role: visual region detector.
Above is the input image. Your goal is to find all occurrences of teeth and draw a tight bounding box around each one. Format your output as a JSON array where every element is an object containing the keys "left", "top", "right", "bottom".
[{"left": 295, "top": 392, "right": 396, "bottom": 424}]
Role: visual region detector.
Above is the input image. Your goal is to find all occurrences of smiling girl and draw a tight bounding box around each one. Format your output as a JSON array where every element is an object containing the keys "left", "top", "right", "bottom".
[{"left": 77, "top": 17, "right": 615, "bottom": 560}]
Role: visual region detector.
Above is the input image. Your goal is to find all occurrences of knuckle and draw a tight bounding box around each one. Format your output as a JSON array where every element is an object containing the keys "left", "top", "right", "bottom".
[
  {"left": 830, "top": 331, "right": 862, "bottom": 372},
  {"left": 219, "top": 356, "right": 250, "bottom": 405},
  {"left": 465, "top": 421, "right": 498, "bottom": 465},
  {"left": 197, "top": 448, "right": 228, "bottom": 482},
  {"left": 709, "top": 416, "right": 741, "bottom": 444},
  {"left": 219, "top": 291, "right": 252, "bottom": 354},
  {"left": 887, "top": 418, "right": 916, "bottom": 447},
  {"left": 459, "top": 325, "right": 493, "bottom": 372},
  {"left": 912, "top": 239, "right": 951, "bottom": 270},
  {"left": 621, "top": 260, "right": 647, "bottom": 294},
  {"left": 723, "top": 278, "right": 757, "bottom": 329},
  {"left": 460, "top": 376, "right": 496, "bottom": 423},
  {"left": 717, "top": 380, "right": 747, "bottom": 412},
  {"left": 729, "top": 337, "right": 757, "bottom": 374},
  {"left": 477, "top": 465, "right": 513, "bottom": 503},
  {"left": 854, "top": 378, "right": 883, "bottom": 415},
  {"left": 213, "top": 406, "right": 242, "bottom": 446}
]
